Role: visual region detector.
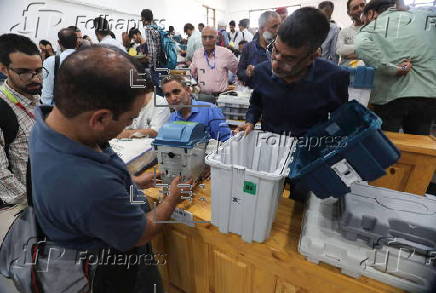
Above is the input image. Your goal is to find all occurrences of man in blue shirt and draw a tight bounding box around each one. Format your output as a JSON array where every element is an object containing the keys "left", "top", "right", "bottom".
[
  {"left": 41, "top": 28, "right": 77, "bottom": 105},
  {"left": 161, "top": 75, "right": 231, "bottom": 141},
  {"left": 237, "top": 11, "right": 281, "bottom": 88},
  {"left": 29, "top": 45, "right": 185, "bottom": 293},
  {"left": 238, "top": 7, "right": 349, "bottom": 137}
]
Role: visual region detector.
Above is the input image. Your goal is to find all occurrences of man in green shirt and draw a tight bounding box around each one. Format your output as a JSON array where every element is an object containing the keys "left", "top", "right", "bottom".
[{"left": 356, "top": 0, "right": 436, "bottom": 134}]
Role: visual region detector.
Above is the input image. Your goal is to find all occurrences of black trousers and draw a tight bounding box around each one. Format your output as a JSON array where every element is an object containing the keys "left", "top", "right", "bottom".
[
  {"left": 372, "top": 97, "right": 436, "bottom": 135},
  {"left": 92, "top": 244, "right": 164, "bottom": 293}
]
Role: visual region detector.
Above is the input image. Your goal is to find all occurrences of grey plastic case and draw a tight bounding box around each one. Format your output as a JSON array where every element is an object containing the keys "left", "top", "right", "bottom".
[
  {"left": 298, "top": 194, "right": 436, "bottom": 292},
  {"left": 339, "top": 183, "right": 436, "bottom": 255}
]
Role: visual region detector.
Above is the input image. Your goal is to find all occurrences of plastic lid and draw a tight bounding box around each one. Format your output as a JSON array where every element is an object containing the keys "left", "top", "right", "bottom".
[{"left": 152, "top": 121, "right": 210, "bottom": 148}]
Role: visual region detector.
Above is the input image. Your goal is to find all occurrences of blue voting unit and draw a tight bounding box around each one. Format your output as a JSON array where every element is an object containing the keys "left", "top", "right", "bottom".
[
  {"left": 152, "top": 121, "right": 210, "bottom": 185},
  {"left": 288, "top": 101, "right": 400, "bottom": 198}
]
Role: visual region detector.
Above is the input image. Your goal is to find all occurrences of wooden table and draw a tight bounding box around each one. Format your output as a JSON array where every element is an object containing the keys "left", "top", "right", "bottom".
[
  {"left": 370, "top": 132, "right": 436, "bottom": 195},
  {"left": 144, "top": 182, "right": 403, "bottom": 293}
]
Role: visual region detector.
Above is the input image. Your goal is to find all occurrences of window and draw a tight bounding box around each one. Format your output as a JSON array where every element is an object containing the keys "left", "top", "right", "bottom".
[
  {"left": 249, "top": 5, "right": 301, "bottom": 30},
  {"left": 204, "top": 6, "right": 216, "bottom": 27},
  {"left": 405, "top": 0, "right": 436, "bottom": 6}
]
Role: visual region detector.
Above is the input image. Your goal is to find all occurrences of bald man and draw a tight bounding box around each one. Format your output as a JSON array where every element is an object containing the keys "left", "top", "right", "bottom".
[{"left": 190, "top": 26, "right": 238, "bottom": 103}]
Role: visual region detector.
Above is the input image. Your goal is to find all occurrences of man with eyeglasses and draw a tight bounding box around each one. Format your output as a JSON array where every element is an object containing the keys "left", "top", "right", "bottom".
[
  {"left": 237, "top": 11, "right": 281, "bottom": 88},
  {"left": 0, "top": 34, "right": 42, "bottom": 209},
  {"left": 41, "top": 28, "right": 78, "bottom": 105},
  {"left": 237, "top": 7, "right": 349, "bottom": 137},
  {"left": 190, "top": 26, "right": 238, "bottom": 103}
]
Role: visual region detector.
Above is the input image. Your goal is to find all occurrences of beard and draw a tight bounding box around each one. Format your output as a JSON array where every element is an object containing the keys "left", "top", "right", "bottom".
[{"left": 23, "top": 83, "right": 42, "bottom": 95}]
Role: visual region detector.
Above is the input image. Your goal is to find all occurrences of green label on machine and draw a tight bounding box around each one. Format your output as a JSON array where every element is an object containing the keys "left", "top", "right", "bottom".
[{"left": 243, "top": 181, "right": 256, "bottom": 195}]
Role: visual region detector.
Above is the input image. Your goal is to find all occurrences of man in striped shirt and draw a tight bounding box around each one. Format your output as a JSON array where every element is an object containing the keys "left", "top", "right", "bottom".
[
  {"left": 0, "top": 34, "right": 41, "bottom": 207},
  {"left": 141, "top": 9, "right": 163, "bottom": 92}
]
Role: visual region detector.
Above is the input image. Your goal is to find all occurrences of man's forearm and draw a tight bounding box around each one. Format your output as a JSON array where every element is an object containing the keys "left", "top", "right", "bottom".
[{"left": 135, "top": 193, "right": 179, "bottom": 246}]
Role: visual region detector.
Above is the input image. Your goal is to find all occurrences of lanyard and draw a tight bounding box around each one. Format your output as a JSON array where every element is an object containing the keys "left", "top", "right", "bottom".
[
  {"left": 204, "top": 50, "right": 216, "bottom": 70},
  {"left": 0, "top": 86, "right": 35, "bottom": 119}
]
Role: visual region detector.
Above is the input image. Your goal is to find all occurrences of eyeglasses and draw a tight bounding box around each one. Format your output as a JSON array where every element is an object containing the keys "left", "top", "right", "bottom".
[
  {"left": 267, "top": 39, "right": 313, "bottom": 66},
  {"left": 8, "top": 66, "right": 49, "bottom": 80},
  {"left": 202, "top": 35, "right": 216, "bottom": 40}
]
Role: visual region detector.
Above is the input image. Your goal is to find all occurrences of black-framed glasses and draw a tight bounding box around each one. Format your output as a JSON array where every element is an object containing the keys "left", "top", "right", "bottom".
[
  {"left": 267, "top": 39, "right": 313, "bottom": 66},
  {"left": 8, "top": 66, "right": 49, "bottom": 80}
]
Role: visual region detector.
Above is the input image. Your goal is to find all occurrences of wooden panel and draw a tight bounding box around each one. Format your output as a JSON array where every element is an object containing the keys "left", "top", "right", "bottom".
[
  {"left": 151, "top": 229, "right": 170, "bottom": 291},
  {"left": 213, "top": 249, "right": 252, "bottom": 293},
  {"left": 275, "top": 279, "right": 297, "bottom": 293},
  {"left": 191, "top": 232, "right": 209, "bottom": 293},
  {"left": 370, "top": 163, "right": 412, "bottom": 192},
  {"left": 166, "top": 228, "right": 194, "bottom": 293},
  {"left": 253, "top": 268, "right": 276, "bottom": 293}
]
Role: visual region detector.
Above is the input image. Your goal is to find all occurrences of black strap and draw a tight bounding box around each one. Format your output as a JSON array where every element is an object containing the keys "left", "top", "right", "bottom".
[
  {"left": 53, "top": 55, "right": 60, "bottom": 105},
  {"left": 232, "top": 32, "right": 238, "bottom": 43},
  {"left": 0, "top": 97, "right": 19, "bottom": 171}
]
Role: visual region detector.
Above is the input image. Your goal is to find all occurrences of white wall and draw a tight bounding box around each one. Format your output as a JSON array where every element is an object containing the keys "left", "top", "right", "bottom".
[
  {"left": 226, "top": 0, "right": 352, "bottom": 29},
  {"left": 0, "top": 0, "right": 352, "bottom": 48},
  {"left": 0, "top": 0, "right": 227, "bottom": 46}
]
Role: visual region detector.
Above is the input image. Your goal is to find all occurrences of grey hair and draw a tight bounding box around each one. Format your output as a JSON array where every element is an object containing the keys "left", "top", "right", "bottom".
[{"left": 258, "top": 11, "right": 280, "bottom": 28}]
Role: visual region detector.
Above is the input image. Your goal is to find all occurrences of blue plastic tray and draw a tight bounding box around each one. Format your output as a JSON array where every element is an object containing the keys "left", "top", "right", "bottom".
[
  {"left": 288, "top": 101, "right": 400, "bottom": 198},
  {"left": 340, "top": 66, "right": 375, "bottom": 89}
]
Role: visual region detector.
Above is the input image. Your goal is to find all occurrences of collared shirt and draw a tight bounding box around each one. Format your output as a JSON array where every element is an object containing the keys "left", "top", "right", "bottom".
[
  {"left": 234, "top": 29, "right": 254, "bottom": 47},
  {"left": 127, "top": 95, "right": 170, "bottom": 133},
  {"left": 186, "top": 30, "right": 203, "bottom": 62},
  {"left": 190, "top": 46, "right": 238, "bottom": 94},
  {"left": 41, "top": 48, "right": 75, "bottom": 105},
  {"left": 0, "top": 81, "right": 39, "bottom": 204},
  {"left": 321, "top": 22, "right": 340, "bottom": 64},
  {"left": 228, "top": 31, "right": 239, "bottom": 44},
  {"left": 237, "top": 35, "right": 268, "bottom": 88},
  {"left": 143, "top": 25, "right": 162, "bottom": 68},
  {"left": 246, "top": 59, "right": 349, "bottom": 136},
  {"left": 356, "top": 8, "right": 436, "bottom": 105},
  {"left": 336, "top": 25, "right": 362, "bottom": 65},
  {"left": 100, "top": 35, "right": 127, "bottom": 52},
  {"left": 168, "top": 99, "right": 231, "bottom": 141},
  {"left": 29, "top": 106, "right": 148, "bottom": 251}
]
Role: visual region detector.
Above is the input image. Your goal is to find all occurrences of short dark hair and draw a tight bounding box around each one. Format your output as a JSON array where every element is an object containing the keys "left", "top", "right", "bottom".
[
  {"left": 238, "top": 19, "right": 250, "bottom": 28},
  {"left": 363, "top": 0, "right": 395, "bottom": 15},
  {"left": 278, "top": 7, "right": 330, "bottom": 51},
  {"left": 0, "top": 34, "right": 40, "bottom": 67},
  {"left": 58, "top": 28, "right": 77, "bottom": 49},
  {"left": 347, "top": 0, "right": 354, "bottom": 10},
  {"left": 229, "top": 20, "right": 236, "bottom": 26},
  {"left": 39, "top": 40, "right": 52, "bottom": 46},
  {"left": 161, "top": 75, "right": 191, "bottom": 89},
  {"left": 128, "top": 28, "right": 141, "bottom": 39},
  {"left": 93, "top": 17, "right": 110, "bottom": 36},
  {"left": 318, "top": 1, "right": 334, "bottom": 10},
  {"left": 238, "top": 40, "right": 248, "bottom": 47},
  {"left": 54, "top": 45, "right": 153, "bottom": 119},
  {"left": 168, "top": 26, "right": 175, "bottom": 32},
  {"left": 184, "top": 23, "right": 194, "bottom": 33},
  {"left": 67, "top": 25, "right": 81, "bottom": 33},
  {"left": 141, "top": 9, "right": 153, "bottom": 22},
  {"left": 198, "top": 23, "right": 205, "bottom": 27}
]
